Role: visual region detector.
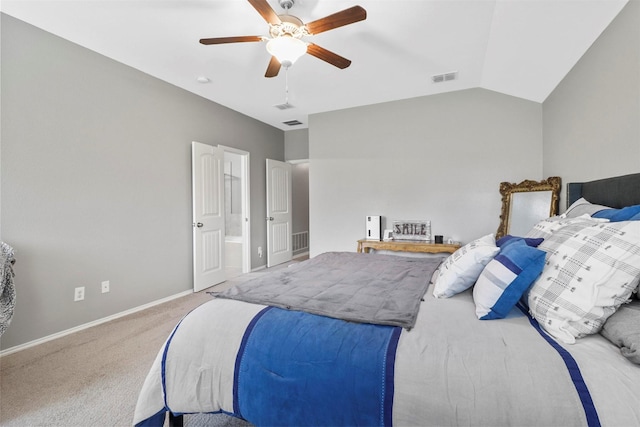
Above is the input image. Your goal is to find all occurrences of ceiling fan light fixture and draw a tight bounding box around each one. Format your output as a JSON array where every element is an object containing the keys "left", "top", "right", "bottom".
[{"left": 266, "top": 36, "right": 307, "bottom": 68}]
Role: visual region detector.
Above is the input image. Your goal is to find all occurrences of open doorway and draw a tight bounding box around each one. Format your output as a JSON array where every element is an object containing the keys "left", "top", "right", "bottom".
[
  {"left": 222, "top": 146, "right": 250, "bottom": 279},
  {"left": 290, "top": 161, "right": 309, "bottom": 259}
]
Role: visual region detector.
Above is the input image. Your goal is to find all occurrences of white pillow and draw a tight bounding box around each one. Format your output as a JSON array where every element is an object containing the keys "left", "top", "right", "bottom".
[
  {"left": 528, "top": 220, "right": 640, "bottom": 344},
  {"left": 432, "top": 234, "right": 499, "bottom": 298},
  {"left": 524, "top": 214, "right": 607, "bottom": 240}
]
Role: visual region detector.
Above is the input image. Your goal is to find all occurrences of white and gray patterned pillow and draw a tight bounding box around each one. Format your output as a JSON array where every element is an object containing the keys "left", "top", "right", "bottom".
[
  {"left": 528, "top": 221, "right": 640, "bottom": 344},
  {"left": 524, "top": 214, "right": 607, "bottom": 240}
]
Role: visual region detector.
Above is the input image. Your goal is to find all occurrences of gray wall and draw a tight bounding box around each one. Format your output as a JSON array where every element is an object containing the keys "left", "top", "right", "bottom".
[
  {"left": 0, "top": 14, "right": 284, "bottom": 350},
  {"left": 285, "top": 129, "right": 309, "bottom": 161},
  {"left": 309, "top": 88, "right": 543, "bottom": 256},
  {"left": 543, "top": 0, "right": 640, "bottom": 208}
]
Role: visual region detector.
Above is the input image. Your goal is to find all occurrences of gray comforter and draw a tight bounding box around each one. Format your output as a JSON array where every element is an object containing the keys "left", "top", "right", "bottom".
[{"left": 217, "top": 252, "right": 441, "bottom": 329}]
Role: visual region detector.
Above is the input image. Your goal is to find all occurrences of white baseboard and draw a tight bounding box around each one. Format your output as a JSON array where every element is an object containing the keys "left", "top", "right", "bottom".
[{"left": 0, "top": 289, "right": 193, "bottom": 358}]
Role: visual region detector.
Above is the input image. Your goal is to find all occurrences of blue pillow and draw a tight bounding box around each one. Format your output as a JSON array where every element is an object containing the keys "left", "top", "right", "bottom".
[
  {"left": 593, "top": 204, "right": 640, "bottom": 221},
  {"left": 473, "top": 240, "right": 546, "bottom": 320},
  {"left": 496, "top": 235, "right": 544, "bottom": 249}
]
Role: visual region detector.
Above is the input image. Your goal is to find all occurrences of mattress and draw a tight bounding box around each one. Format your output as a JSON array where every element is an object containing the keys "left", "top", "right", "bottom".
[{"left": 134, "top": 283, "right": 640, "bottom": 426}]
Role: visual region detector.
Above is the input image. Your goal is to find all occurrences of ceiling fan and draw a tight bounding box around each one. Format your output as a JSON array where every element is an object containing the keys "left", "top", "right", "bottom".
[{"left": 199, "top": 0, "right": 367, "bottom": 78}]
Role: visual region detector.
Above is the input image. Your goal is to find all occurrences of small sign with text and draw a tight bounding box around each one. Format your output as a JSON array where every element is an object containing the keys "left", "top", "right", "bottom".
[{"left": 392, "top": 221, "right": 431, "bottom": 241}]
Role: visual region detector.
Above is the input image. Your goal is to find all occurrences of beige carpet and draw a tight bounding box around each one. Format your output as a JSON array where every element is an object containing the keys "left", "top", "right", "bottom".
[{"left": 0, "top": 258, "right": 306, "bottom": 427}]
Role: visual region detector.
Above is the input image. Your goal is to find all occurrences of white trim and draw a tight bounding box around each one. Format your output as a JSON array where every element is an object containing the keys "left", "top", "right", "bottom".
[{"left": 0, "top": 289, "right": 193, "bottom": 358}]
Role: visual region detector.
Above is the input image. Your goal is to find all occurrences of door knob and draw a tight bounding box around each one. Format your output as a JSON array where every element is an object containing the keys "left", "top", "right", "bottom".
[
  {"left": 266, "top": 217, "right": 274, "bottom": 221},
  {"left": 195, "top": 222, "right": 203, "bottom": 228}
]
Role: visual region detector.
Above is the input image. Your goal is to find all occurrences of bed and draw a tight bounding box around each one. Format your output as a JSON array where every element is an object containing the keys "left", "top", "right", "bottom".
[{"left": 134, "top": 173, "right": 640, "bottom": 427}]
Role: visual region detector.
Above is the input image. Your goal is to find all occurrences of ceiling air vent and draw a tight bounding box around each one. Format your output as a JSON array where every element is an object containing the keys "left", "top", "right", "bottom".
[
  {"left": 274, "top": 102, "right": 295, "bottom": 110},
  {"left": 283, "top": 120, "right": 303, "bottom": 126},
  {"left": 432, "top": 71, "right": 458, "bottom": 83}
]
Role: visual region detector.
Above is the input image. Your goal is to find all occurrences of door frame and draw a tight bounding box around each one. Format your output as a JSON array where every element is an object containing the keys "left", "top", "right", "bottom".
[{"left": 220, "top": 145, "right": 251, "bottom": 274}]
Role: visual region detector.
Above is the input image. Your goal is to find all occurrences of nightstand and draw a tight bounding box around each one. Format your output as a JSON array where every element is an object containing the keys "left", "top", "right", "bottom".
[{"left": 357, "top": 239, "right": 460, "bottom": 254}]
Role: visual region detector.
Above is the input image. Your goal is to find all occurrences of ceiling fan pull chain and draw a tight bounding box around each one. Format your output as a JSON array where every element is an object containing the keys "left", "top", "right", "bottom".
[{"left": 285, "top": 67, "right": 290, "bottom": 104}]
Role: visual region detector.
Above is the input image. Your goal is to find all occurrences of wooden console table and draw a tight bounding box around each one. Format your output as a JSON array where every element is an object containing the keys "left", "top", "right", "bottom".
[{"left": 357, "top": 239, "right": 460, "bottom": 254}]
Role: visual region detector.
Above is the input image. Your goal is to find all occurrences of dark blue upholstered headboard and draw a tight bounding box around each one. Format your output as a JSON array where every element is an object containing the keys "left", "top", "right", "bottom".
[{"left": 567, "top": 173, "right": 640, "bottom": 209}]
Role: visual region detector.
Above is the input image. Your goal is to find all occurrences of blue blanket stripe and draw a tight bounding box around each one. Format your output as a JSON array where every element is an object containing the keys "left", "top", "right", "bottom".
[
  {"left": 232, "top": 306, "right": 272, "bottom": 417},
  {"left": 135, "top": 409, "right": 166, "bottom": 427},
  {"left": 517, "top": 303, "right": 601, "bottom": 427},
  {"left": 383, "top": 327, "right": 402, "bottom": 427},
  {"left": 233, "top": 307, "right": 401, "bottom": 426}
]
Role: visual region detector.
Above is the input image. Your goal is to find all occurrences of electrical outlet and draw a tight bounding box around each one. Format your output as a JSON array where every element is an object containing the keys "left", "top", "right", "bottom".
[
  {"left": 101, "top": 280, "right": 110, "bottom": 293},
  {"left": 74, "top": 286, "right": 85, "bottom": 302},
  {"left": 258, "top": 246, "right": 263, "bottom": 258}
]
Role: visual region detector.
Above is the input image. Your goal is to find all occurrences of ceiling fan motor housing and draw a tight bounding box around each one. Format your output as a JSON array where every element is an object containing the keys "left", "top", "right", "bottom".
[{"left": 269, "top": 15, "right": 306, "bottom": 39}]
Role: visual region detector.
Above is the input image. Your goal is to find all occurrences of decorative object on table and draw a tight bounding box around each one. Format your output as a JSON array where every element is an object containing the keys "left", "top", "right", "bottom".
[
  {"left": 382, "top": 229, "right": 393, "bottom": 241},
  {"left": 392, "top": 220, "right": 431, "bottom": 241},
  {"left": 365, "top": 216, "right": 381, "bottom": 240},
  {"left": 496, "top": 176, "right": 561, "bottom": 239},
  {"left": 434, "top": 235, "right": 444, "bottom": 244}
]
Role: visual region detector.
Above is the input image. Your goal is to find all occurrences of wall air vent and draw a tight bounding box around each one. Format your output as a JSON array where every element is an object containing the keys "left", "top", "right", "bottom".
[
  {"left": 274, "top": 102, "right": 295, "bottom": 110},
  {"left": 432, "top": 71, "right": 458, "bottom": 83},
  {"left": 283, "top": 120, "right": 303, "bottom": 126}
]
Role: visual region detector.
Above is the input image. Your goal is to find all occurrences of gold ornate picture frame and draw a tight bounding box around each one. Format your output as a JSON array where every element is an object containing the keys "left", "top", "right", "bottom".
[{"left": 496, "top": 177, "right": 561, "bottom": 239}]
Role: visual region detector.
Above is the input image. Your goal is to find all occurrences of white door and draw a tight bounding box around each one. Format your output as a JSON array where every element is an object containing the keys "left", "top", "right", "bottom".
[
  {"left": 266, "top": 159, "right": 292, "bottom": 267},
  {"left": 192, "top": 141, "right": 225, "bottom": 291}
]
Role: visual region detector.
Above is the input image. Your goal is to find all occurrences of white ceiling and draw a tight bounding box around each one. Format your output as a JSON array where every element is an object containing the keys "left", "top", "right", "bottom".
[{"left": 1, "top": 0, "right": 628, "bottom": 131}]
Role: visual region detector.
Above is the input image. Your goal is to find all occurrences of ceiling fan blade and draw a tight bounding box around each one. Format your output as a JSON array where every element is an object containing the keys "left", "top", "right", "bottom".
[
  {"left": 306, "top": 43, "right": 351, "bottom": 69},
  {"left": 265, "top": 56, "right": 281, "bottom": 78},
  {"left": 200, "top": 36, "right": 263, "bottom": 45},
  {"left": 305, "top": 5, "right": 366, "bottom": 35},
  {"left": 248, "top": 0, "right": 282, "bottom": 25}
]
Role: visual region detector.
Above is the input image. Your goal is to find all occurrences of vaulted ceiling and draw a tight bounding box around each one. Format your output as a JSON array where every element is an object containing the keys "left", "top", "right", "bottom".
[{"left": 1, "top": 0, "right": 628, "bottom": 131}]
